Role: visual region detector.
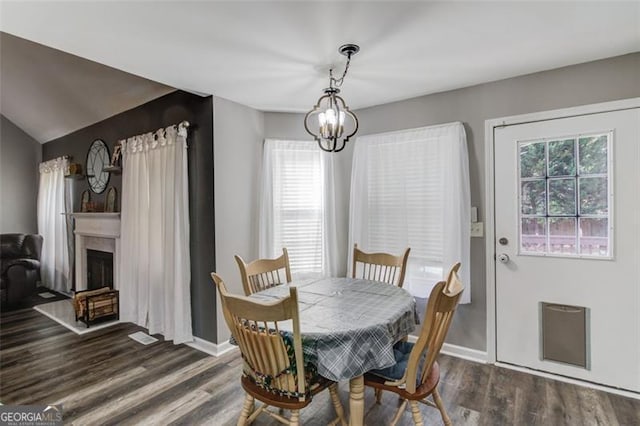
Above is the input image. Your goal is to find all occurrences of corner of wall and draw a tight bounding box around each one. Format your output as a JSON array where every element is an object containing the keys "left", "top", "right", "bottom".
[
  {"left": 0, "top": 115, "right": 41, "bottom": 234},
  {"left": 212, "top": 96, "right": 266, "bottom": 345}
]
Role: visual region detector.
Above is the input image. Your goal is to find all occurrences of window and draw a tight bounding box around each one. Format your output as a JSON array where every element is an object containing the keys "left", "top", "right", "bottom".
[
  {"left": 349, "top": 122, "right": 470, "bottom": 303},
  {"left": 259, "top": 139, "right": 336, "bottom": 277},
  {"left": 519, "top": 133, "right": 611, "bottom": 257}
]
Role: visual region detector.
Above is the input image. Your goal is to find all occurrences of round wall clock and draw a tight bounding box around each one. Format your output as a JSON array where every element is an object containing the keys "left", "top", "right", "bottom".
[{"left": 86, "top": 139, "right": 110, "bottom": 194}]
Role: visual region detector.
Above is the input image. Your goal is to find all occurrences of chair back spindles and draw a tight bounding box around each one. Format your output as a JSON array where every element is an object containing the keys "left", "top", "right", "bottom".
[
  {"left": 212, "top": 272, "right": 306, "bottom": 400},
  {"left": 235, "top": 248, "right": 292, "bottom": 295},
  {"left": 362, "top": 262, "right": 463, "bottom": 426},
  {"left": 352, "top": 244, "right": 410, "bottom": 287},
  {"left": 404, "top": 262, "right": 463, "bottom": 394}
]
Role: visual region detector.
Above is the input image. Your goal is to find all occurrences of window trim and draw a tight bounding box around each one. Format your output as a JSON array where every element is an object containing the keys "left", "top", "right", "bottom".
[{"left": 261, "top": 139, "right": 330, "bottom": 277}]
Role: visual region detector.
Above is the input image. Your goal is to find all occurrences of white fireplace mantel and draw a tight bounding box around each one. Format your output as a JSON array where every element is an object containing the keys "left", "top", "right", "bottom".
[{"left": 71, "top": 213, "right": 121, "bottom": 291}]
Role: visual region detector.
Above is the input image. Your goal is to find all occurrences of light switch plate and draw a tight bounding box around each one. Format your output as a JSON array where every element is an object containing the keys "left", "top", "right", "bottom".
[
  {"left": 471, "top": 206, "right": 478, "bottom": 223},
  {"left": 470, "top": 222, "right": 484, "bottom": 237}
]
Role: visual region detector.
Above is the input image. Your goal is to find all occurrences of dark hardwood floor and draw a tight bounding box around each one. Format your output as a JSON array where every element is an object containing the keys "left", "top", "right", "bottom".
[{"left": 1, "top": 306, "right": 639, "bottom": 425}]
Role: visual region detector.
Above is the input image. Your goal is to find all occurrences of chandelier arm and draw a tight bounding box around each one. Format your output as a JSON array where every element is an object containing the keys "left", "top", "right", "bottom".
[
  {"left": 318, "top": 139, "right": 333, "bottom": 153},
  {"left": 333, "top": 139, "right": 347, "bottom": 153},
  {"left": 304, "top": 106, "right": 324, "bottom": 144},
  {"left": 335, "top": 101, "right": 359, "bottom": 152},
  {"left": 303, "top": 110, "right": 316, "bottom": 139}
]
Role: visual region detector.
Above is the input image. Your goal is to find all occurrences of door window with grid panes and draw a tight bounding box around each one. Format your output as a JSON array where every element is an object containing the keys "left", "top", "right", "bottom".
[{"left": 518, "top": 133, "right": 611, "bottom": 257}]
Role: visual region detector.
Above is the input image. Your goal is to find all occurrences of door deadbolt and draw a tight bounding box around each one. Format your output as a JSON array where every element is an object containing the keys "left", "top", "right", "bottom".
[
  {"left": 497, "top": 253, "right": 510, "bottom": 264},
  {"left": 499, "top": 237, "right": 508, "bottom": 245}
]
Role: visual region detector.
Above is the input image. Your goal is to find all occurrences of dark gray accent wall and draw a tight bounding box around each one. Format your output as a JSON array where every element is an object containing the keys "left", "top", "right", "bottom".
[
  {"left": 43, "top": 90, "right": 217, "bottom": 342},
  {"left": 265, "top": 53, "right": 640, "bottom": 352},
  {"left": 0, "top": 115, "right": 42, "bottom": 234}
]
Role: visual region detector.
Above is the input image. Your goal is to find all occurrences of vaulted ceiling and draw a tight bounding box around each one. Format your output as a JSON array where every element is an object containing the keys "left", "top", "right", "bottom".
[
  {"left": 0, "top": 33, "right": 174, "bottom": 143},
  {"left": 1, "top": 1, "right": 639, "bottom": 143}
]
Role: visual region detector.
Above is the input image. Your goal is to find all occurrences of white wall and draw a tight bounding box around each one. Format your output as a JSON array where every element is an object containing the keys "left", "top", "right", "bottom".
[
  {"left": 0, "top": 115, "right": 41, "bottom": 234},
  {"left": 213, "top": 96, "right": 265, "bottom": 343}
]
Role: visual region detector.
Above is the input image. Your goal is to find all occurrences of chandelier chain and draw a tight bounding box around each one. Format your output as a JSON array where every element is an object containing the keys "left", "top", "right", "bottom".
[{"left": 329, "top": 53, "right": 353, "bottom": 89}]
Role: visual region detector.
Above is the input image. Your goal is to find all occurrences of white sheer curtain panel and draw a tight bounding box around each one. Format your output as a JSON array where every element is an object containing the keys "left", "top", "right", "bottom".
[
  {"left": 120, "top": 125, "right": 192, "bottom": 344},
  {"left": 348, "top": 122, "right": 471, "bottom": 303},
  {"left": 259, "top": 139, "right": 339, "bottom": 278},
  {"left": 37, "top": 156, "right": 71, "bottom": 293}
]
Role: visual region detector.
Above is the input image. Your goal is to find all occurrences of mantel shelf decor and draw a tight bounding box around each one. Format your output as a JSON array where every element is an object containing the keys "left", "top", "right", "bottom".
[
  {"left": 104, "top": 141, "right": 123, "bottom": 174},
  {"left": 69, "top": 212, "right": 121, "bottom": 218},
  {"left": 65, "top": 174, "right": 86, "bottom": 180},
  {"left": 65, "top": 161, "right": 84, "bottom": 179}
]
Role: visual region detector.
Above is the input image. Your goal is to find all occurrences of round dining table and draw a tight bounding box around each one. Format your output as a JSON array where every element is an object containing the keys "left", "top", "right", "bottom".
[{"left": 249, "top": 277, "right": 419, "bottom": 426}]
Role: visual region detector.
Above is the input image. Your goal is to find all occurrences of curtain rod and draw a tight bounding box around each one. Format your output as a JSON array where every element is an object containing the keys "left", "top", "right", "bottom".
[
  {"left": 119, "top": 120, "right": 191, "bottom": 142},
  {"left": 58, "top": 121, "right": 191, "bottom": 163}
]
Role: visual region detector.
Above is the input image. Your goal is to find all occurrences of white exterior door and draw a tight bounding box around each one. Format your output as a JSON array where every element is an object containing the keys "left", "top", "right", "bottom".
[{"left": 494, "top": 106, "right": 640, "bottom": 392}]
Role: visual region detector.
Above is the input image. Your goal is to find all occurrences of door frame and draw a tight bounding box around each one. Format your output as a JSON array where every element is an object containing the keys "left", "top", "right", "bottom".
[{"left": 484, "top": 97, "right": 640, "bottom": 364}]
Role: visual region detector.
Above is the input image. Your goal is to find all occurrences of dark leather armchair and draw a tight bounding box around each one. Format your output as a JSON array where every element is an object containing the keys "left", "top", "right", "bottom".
[{"left": 1, "top": 234, "right": 43, "bottom": 305}]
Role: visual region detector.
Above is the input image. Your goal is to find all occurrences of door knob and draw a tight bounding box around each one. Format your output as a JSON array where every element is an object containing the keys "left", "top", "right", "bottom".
[{"left": 498, "top": 253, "right": 510, "bottom": 264}]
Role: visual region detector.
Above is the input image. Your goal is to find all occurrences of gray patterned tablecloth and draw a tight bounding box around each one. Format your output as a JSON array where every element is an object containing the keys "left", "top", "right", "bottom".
[{"left": 248, "top": 277, "right": 420, "bottom": 382}]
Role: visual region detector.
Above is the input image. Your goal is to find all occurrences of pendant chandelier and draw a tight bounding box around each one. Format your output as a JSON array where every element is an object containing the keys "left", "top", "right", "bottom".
[{"left": 304, "top": 44, "right": 360, "bottom": 153}]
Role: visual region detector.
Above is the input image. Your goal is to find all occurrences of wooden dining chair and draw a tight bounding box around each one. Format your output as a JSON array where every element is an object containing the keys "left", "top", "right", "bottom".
[
  {"left": 211, "top": 273, "right": 347, "bottom": 426},
  {"left": 234, "top": 248, "right": 292, "bottom": 295},
  {"left": 364, "top": 262, "right": 464, "bottom": 426},
  {"left": 352, "top": 244, "right": 411, "bottom": 287}
]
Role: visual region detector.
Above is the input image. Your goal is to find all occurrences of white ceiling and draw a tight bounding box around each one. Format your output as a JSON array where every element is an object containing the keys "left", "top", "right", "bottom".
[{"left": 1, "top": 1, "right": 639, "bottom": 129}]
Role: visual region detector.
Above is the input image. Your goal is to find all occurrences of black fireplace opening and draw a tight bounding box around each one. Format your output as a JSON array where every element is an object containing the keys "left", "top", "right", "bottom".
[{"left": 87, "top": 249, "right": 113, "bottom": 290}]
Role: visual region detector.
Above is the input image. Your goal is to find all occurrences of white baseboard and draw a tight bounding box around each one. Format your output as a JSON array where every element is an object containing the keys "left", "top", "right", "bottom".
[
  {"left": 495, "top": 362, "right": 640, "bottom": 400},
  {"left": 187, "top": 336, "right": 237, "bottom": 358},
  {"left": 408, "top": 339, "right": 639, "bottom": 399},
  {"left": 406, "top": 335, "right": 488, "bottom": 364},
  {"left": 440, "top": 343, "right": 488, "bottom": 364}
]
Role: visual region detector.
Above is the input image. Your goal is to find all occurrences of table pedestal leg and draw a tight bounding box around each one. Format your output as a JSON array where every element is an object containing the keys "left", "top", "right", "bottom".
[{"left": 349, "top": 375, "right": 365, "bottom": 426}]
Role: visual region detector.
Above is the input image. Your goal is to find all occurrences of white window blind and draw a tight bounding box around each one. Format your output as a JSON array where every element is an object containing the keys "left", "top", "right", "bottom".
[
  {"left": 367, "top": 139, "right": 444, "bottom": 263},
  {"left": 260, "top": 139, "right": 338, "bottom": 278},
  {"left": 349, "top": 122, "right": 471, "bottom": 303}
]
